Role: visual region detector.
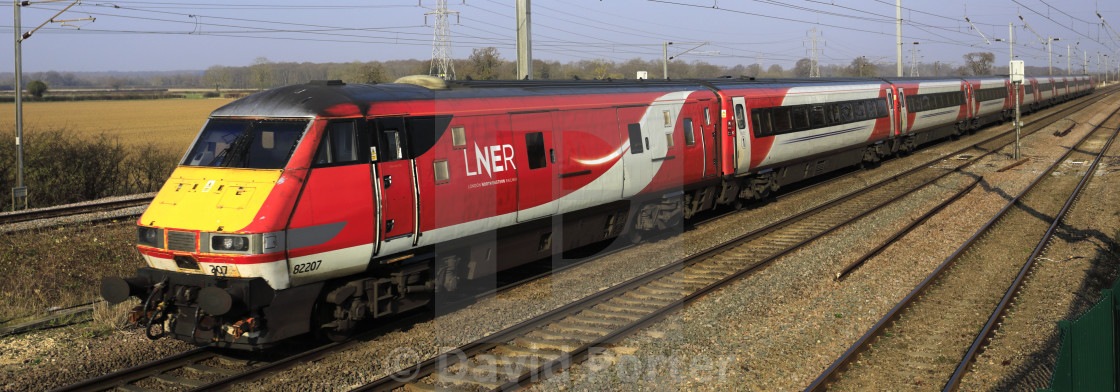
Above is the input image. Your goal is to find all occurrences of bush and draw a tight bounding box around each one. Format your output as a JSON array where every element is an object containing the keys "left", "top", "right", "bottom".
[
  {"left": 202, "top": 91, "right": 220, "bottom": 98},
  {"left": 26, "top": 80, "right": 48, "bottom": 98},
  {"left": 0, "top": 129, "right": 181, "bottom": 210}
]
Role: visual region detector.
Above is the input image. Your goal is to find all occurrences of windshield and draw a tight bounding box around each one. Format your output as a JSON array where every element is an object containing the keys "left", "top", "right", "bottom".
[{"left": 184, "top": 119, "right": 308, "bottom": 169}]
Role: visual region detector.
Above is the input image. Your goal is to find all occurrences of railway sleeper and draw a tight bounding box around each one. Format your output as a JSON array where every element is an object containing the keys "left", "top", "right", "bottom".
[
  {"left": 636, "top": 285, "right": 692, "bottom": 296},
  {"left": 632, "top": 287, "right": 685, "bottom": 300},
  {"left": 535, "top": 327, "right": 600, "bottom": 342},
  {"left": 477, "top": 349, "right": 551, "bottom": 368},
  {"left": 612, "top": 296, "right": 669, "bottom": 309},
  {"left": 580, "top": 308, "right": 643, "bottom": 322},
  {"left": 183, "top": 363, "right": 239, "bottom": 376},
  {"left": 648, "top": 280, "right": 701, "bottom": 292},
  {"left": 594, "top": 302, "right": 653, "bottom": 315},
  {"left": 542, "top": 323, "right": 610, "bottom": 338},
  {"left": 493, "top": 343, "right": 565, "bottom": 361},
  {"left": 433, "top": 371, "right": 507, "bottom": 390},
  {"left": 456, "top": 359, "right": 527, "bottom": 379},
  {"left": 566, "top": 314, "right": 630, "bottom": 328},
  {"left": 513, "top": 336, "right": 582, "bottom": 352},
  {"left": 152, "top": 373, "right": 207, "bottom": 388}
]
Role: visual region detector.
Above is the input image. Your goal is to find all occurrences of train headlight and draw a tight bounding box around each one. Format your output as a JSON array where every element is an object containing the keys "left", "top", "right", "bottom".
[
  {"left": 211, "top": 235, "right": 250, "bottom": 252},
  {"left": 137, "top": 226, "right": 163, "bottom": 248}
]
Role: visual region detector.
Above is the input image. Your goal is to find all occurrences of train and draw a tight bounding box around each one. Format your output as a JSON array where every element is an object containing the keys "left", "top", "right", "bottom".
[{"left": 101, "top": 73, "right": 1094, "bottom": 349}]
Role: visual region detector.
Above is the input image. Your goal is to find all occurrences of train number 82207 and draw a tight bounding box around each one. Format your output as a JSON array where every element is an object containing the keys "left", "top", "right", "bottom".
[{"left": 292, "top": 260, "right": 322, "bottom": 274}]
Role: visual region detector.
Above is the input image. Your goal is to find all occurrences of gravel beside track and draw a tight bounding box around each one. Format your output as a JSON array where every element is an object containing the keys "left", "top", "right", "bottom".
[
  {"left": 528, "top": 95, "right": 1120, "bottom": 391},
  {"left": 959, "top": 114, "right": 1120, "bottom": 390},
  {"left": 826, "top": 109, "right": 1119, "bottom": 391}
]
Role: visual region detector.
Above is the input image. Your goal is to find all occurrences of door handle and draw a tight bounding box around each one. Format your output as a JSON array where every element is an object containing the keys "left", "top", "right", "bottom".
[
  {"left": 383, "top": 175, "right": 392, "bottom": 189},
  {"left": 549, "top": 149, "right": 555, "bottom": 164},
  {"left": 386, "top": 219, "right": 395, "bottom": 233}
]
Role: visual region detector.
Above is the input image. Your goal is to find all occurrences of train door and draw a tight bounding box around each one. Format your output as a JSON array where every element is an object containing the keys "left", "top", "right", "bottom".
[
  {"left": 898, "top": 88, "right": 910, "bottom": 133},
  {"left": 370, "top": 117, "right": 419, "bottom": 251},
  {"left": 699, "top": 102, "right": 717, "bottom": 178},
  {"left": 511, "top": 112, "right": 558, "bottom": 222},
  {"left": 730, "top": 96, "right": 750, "bottom": 174},
  {"left": 886, "top": 90, "right": 897, "bottom": 136}
]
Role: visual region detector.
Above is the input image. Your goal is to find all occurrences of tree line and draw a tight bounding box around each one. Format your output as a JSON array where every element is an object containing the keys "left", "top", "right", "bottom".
[{"left": 5, "top": 50, "right": 1074, "bottom": 92}]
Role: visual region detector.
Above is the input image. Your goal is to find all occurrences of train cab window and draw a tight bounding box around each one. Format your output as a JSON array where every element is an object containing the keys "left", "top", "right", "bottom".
[
  {"left": 185, "top": 119, "right": 307, "bottom": 169},
  {"left": 683, "top": 118, "right": 696, "bottom": 146},
  {"left": 314, "top": 121, "right": 359, "bottom": 166},
  {"left": 704, "top": 107, "right": 711, "bottom": 125},
  {"left": 734, "top": 104, "right": 747, "bottom": 130},
  {"left": 526, "top": 132, "right": 548, "bottom": 168}
]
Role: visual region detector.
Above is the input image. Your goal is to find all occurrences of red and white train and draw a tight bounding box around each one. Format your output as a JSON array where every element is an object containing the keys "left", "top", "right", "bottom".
[{"left": 102, "top": 74, "right": 1094, "bottom": 349}]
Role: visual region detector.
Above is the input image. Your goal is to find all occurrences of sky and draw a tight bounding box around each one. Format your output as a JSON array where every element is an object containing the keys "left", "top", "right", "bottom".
[{"left": 1, "top": 0, "right": 1119, "bottom": 74}]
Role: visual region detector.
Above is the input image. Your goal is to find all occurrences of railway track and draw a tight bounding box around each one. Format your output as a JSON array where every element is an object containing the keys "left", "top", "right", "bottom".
[
  {"left": 353, "top": 90, "right": 1116, "bottom": 392},
  {"left": 44, "top": 89, "right": 1114, "bottom": 391},
  {"left": 0, "top": 195, "right": 152, "bottom": 229},
  {"left": 806, "top": 105, "right": 1120, "bottom": 391}
]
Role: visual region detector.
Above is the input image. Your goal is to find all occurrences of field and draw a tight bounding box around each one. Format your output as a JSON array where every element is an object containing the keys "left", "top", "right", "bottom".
[{"left": 0, "top": 98, "right": 233, "bottom": 151}]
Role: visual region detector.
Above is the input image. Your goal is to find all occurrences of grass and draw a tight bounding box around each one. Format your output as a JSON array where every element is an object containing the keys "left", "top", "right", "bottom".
[
  {"left": 0, "top": 98, "right": 233, "bottom": 150},
  {"left": 0, "top": 222, "right": 144, "bottom": 323}
]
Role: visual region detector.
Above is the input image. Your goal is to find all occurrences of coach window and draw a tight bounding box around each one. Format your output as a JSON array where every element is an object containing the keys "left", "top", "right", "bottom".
[
  {"left": 772, "top": 107, "right": 793, "bottom": 133},
  {"left": 751, "top": 109, "right": 771, "bottom": 136},
  {"left": 827, "top": 104, "right": 841, "bottom": 125},
  {"left": 734, "top": 104, "right": 747, "bottom": 130},
  {"left": 526, "top": 132, "right": 548, "bottom": 168},
  {"left": 853, "top": 101, "right": 867, "bottom": 121},
  {"left": 839, "top": 103, "right": 854, "bottom": 122},
  {"left": 809, "top": 105, "right": 827, "bottom": 127},
  {"left": 683, "top": 118, "right": 696, "bottom": 146},
  {"left": 791, "top": 106, "right": 809, "bottom": 129}
]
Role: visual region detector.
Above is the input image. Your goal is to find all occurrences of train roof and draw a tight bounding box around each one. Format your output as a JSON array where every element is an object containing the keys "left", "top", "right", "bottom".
[{"left": 209, "top": 74, "right": 1047, "bottom": 119}]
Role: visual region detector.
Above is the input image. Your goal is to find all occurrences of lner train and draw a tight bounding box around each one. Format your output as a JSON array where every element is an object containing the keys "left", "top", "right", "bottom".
[{"left": 101, "top": 74, "right": 1093, "bottom": 349}]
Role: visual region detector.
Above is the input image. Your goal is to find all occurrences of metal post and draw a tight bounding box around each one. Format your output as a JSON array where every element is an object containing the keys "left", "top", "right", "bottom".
[
  {"left": 1014, "top": 81, "right": 1021, "bottom": 159},
  {"left": 12, "top": 0, "right": 26, "bottom": 211},
  {"left": 1067, "top": 44, "right": 1071, "bottom": 75},
  {"left": 896, "top": 0, "right": 903, "bottom": 77},
  {"left": 1048, "top": 37, "right": 1053, "bottom": 75},
  {"left": 662, "top": 42, "right": 667, "bottom": 79},
  {"left": 1009, "top": 23, "right": 1014, "bottom": 63},
  {"left": 515, "top": 0, "right": 531, "bottom": 80}
]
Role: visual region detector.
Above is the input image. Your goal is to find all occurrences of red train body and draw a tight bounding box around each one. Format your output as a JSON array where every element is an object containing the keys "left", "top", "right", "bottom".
[{"left": 101, "top": 74, "right": 1093, "bottom": 349}]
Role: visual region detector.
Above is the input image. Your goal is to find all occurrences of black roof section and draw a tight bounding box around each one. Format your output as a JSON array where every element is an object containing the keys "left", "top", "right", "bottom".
[{"left": 209, "top": 75, "right": 1018, "bottom": 118}]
